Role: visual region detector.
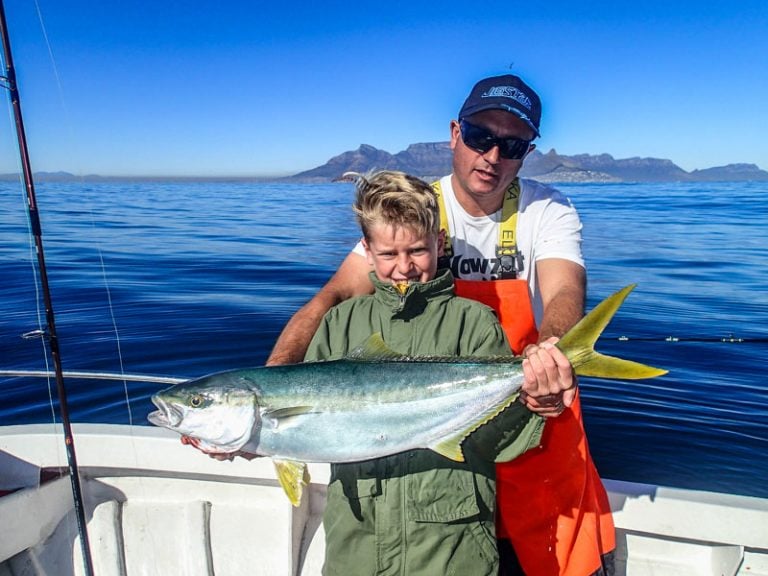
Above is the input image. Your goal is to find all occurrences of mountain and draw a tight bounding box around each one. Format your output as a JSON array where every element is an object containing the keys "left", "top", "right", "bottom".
[
  {"left": 0, "top": 172, "right": 280, "bottom": 183},
  {"left": 287, "top": 144, "right": 768, "bottom": 183},
  {"left": 288, "top": 142, "right": 453, "bottom": 182},
  {"left": 2, "top": 151, "right": 766, "bottom": 183},
  {"left": 0, "top": 171, "right": 79, "bottom": 182},
  {"left": 687, "top": 163, "right": 768, "bottom": 181},
  {"left": 291, "top": 144, "right": 399, "bottom": 180}
]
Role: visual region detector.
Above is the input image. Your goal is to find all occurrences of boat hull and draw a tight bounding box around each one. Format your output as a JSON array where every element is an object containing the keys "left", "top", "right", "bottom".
[{"left": 1, "top": 424, "right": 767, "bottom": 576}]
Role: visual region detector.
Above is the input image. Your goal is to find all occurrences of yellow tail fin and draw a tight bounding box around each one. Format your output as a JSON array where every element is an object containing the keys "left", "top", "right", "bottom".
[{"left": 558, "top": 285, "right": 668, "bottom": 379}]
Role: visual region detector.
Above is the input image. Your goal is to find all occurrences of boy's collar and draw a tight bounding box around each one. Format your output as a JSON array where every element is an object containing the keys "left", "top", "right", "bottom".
[{"left": 369, "top": 269, "right": 454, "bottom": 311}]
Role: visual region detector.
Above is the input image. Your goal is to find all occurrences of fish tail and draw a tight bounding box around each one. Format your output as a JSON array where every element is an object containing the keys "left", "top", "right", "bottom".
[{"left": 557, "top": 284, "right": 668, "bottom": 379}]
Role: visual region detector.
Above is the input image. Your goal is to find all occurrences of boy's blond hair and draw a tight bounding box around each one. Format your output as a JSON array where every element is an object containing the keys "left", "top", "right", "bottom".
[{"left": 350, "top": 170, "right": 439, "bottom": 241}]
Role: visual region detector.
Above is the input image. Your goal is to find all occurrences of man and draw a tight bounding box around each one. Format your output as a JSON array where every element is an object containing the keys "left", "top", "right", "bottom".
[{"left": 268, "top": 75, "right": 615, "bottom": 576}]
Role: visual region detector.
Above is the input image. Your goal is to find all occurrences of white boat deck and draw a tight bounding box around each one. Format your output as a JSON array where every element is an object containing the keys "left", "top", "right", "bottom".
[{"left": 1, "top": 424, "right": 766, "bottom": 575}]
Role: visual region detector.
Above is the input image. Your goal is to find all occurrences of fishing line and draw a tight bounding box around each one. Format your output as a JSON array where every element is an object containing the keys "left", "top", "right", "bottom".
[
  {"left": 94, "top": 245, "right": 134, "bottom": 422},
  {"left": 17, "top": 2, "right": 176, "bottom": 560},
  {"left": 31, "top": 0, "right": 82, "bottom": 173},
  {"left": 30, "top": 0, "right": 136, "bottom": 423},
  {"left": 0, "top": 3, "right": 95, "bottom": 573},
  {"left": 1, "top": 91, "right": 59, "bottom": 424},
  {"left": 28, "top": 0, "right": 137, "bottom": 425},
  {"left": 611, "top": 336, "right": 768, "bottom": 344}
]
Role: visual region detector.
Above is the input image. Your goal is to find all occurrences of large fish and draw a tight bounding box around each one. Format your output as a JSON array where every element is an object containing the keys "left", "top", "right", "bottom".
[{"left": 149, "top": 284, "right": 666, "bottom": 505}]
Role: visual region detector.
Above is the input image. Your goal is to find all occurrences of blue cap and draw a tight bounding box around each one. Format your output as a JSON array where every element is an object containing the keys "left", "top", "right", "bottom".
[{"left": 459, "top": 74, "right": 541, "bottom": 137}]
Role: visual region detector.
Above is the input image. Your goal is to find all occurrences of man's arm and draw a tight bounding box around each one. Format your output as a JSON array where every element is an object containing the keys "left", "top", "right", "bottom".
[
  {"left": 520, "top": 258, "right": 586, "bottom": 415},
  {"left": 266, "top": 251, "right": 373, "bottom": 366},
  {"left": 536, "top": 258, "right": 586, "bottom": 341}
]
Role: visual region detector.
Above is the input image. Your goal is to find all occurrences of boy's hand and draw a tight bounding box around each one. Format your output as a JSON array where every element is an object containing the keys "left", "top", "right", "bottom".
[
  {"left": 519, "top": 337, "right": 577, "bottom": 417},
  {"left": 180, "top": 435, "right": 260, "bottom": 461}
]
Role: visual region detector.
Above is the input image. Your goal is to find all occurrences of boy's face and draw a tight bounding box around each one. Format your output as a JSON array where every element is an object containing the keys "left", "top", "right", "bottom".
[{"left": 362, "top": 224, "right": 445, "bottom": 286}]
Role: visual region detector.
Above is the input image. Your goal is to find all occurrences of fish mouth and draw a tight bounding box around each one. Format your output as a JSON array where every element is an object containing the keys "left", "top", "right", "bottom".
[{"left": 147, "top": 396, "right": 183, "bottom": 428}]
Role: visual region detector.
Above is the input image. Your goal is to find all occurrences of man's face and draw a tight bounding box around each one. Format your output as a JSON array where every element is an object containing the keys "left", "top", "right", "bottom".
[
  {"left": 450, "top": 109, "right": 536, "bottom": 210},
  {"left": 362, "top": 224, "right": 444, "bottom": 286}
]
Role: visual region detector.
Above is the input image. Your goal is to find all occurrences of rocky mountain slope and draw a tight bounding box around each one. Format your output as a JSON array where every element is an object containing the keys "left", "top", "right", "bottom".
[{"left": 288, "top": 144, "right": 768, "bottom": 183}]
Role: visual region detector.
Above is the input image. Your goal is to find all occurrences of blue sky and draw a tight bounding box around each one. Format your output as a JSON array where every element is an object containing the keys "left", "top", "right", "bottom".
[{"left": 1, "top": 0, "right": 766, "bottom": 176}]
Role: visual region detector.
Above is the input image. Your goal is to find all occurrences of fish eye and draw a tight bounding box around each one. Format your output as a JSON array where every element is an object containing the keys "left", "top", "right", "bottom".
[{"left": 190, "top": 394, "right": 205, "bottom": 408}]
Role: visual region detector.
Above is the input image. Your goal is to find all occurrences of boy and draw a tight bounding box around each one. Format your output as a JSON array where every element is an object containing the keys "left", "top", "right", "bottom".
[{"left": 305, "top": 170, "right": 543, "bottom": 575}]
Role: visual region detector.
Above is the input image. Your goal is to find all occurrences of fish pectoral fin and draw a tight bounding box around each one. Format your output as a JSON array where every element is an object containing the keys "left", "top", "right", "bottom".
[
  {"left": 429, "top": 394, "right": 520, "bottom": 463},
  {"left": 272, "top": 459, "right": 310, "bottom": 507},
  {"left": 263, "top": 406, "right": 315, "bottom": 430}
]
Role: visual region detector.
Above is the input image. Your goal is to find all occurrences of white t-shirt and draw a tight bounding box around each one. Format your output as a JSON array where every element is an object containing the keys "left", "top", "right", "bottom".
[{"left": 353, "top": 175, "right": 584, "bottom": 325}]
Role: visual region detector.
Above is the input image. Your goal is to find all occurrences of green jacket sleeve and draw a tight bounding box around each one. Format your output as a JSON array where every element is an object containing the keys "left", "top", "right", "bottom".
[
  {"left": 305, "top": 316, "right": 332, "bottom": 363},
  {"left": 305, "top": 303, "right": 357, "bottom": 363},
  {"left": 464, "top": 402, "right": 544, "bottom": 463},
  {"left": 305, "top": 307, "right": 346, "bottom": 363}
]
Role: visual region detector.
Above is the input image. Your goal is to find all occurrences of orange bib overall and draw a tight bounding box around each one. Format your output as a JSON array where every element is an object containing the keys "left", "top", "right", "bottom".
[{"left": 454, "top": 278, "right": 615, "bottom": 576}]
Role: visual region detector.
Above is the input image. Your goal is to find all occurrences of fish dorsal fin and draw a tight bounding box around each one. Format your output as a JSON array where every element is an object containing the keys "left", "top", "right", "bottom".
[
  {"left": 428, "top": 394, "right": 521, "bottom": 463},
  {"left": 347, "top": 333, "right": 519, "bottom": 364},
  {"left": 272, "top": 459, "right": 310, "bottom": 507},
  {"left": 347, "top": 333, "right": 407, "bottom": 361},
  {"left": 263, "top": 406, "right": 315, "bottom": 430}
]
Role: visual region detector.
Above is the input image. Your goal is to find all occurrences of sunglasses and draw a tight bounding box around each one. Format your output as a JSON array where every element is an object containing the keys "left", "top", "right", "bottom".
[{"left": 459, "top": 120, "right": 532, "bottom": 160}]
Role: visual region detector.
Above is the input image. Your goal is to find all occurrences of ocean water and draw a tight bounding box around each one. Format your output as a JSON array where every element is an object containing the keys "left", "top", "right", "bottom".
[{"left": 1, "top": 179, "right": 767, "bottom": 498}]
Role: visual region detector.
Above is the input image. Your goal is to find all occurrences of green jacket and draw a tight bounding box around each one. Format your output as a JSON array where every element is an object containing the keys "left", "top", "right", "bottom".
[{"left": 305, "top": 270, "right": 543, "bottom": 576}]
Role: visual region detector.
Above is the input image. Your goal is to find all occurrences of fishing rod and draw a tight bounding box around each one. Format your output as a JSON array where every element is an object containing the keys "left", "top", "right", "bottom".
[{"left": 0, "top": 3, "right": 95, "bottom": 575}]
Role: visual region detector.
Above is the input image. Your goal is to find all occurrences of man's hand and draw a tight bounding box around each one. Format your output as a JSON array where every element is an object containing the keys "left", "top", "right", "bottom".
[
  {"left": 180, "top": 436, "right": 260, "bottom": 461},
  {"left": 519, "top": 337, "right": 577, "bottom": 417}
]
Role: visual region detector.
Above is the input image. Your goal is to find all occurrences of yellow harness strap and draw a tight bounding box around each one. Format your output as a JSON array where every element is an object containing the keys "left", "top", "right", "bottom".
[{"left": 432, "top": 179, "right": 522, "bottom": 278}]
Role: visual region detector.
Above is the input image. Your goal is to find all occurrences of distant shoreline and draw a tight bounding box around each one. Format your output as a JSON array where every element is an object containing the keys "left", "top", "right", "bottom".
[
  {"left": 2, "top": 172, "right": 767, "bottom": 185},
  {"left": 2, "top": 143, "right": 767, "bottom": 184},
  {"left": 0, "top": 173, "right": 287, "bottom": 183}
]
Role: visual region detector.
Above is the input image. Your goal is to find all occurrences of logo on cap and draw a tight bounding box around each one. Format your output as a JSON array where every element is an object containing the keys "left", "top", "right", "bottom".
[{"left": 481, "top": 86, "right": 533, "bottom": 111}]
